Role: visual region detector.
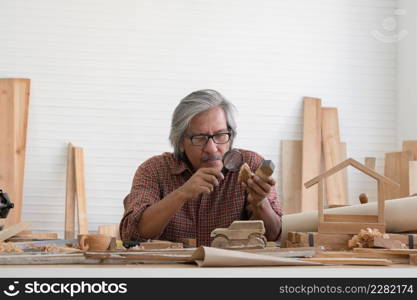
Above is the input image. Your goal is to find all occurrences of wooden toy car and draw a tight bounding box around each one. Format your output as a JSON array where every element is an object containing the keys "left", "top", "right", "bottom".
[{"left": 210, "top": 220, "right": 267, "bottom": 248}]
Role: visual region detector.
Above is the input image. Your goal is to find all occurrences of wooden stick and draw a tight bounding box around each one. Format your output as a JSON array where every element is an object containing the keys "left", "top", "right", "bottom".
[
  {"left": 74, "top": 147, "right": 88, "bottom": 234},
  {"left": 65, "top": 143, "right": 76, "bottom": 239}
]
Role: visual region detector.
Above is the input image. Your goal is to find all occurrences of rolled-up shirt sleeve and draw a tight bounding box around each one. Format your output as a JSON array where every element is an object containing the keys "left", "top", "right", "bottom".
[{"left": 119, "top": 159, "right": 162, "bottom": 242}]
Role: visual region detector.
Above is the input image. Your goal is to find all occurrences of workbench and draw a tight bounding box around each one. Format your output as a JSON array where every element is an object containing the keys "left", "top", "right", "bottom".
[{"left": 2, "top": 264, "right": 417, "bottom": 278}]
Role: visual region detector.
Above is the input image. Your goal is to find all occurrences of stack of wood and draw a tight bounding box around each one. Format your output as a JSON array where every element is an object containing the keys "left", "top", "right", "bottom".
[{"left": 282, "top": 97, "right": 349, "bottom": 215}]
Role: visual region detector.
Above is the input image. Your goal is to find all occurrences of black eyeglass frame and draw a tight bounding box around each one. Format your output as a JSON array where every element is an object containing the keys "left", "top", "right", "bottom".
[{"left": 183, "top": 132, "right": 232, "bottom": 146}]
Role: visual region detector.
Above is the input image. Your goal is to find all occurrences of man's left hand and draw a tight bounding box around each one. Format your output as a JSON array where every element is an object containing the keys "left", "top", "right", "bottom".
[{"left": 241, "top": 175, "right": 275, "bottom": 207}]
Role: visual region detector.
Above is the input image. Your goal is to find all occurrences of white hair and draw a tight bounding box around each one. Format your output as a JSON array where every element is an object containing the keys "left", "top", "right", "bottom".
[{"left": 169, "top": 89, "right": 237, "bottom": 160}]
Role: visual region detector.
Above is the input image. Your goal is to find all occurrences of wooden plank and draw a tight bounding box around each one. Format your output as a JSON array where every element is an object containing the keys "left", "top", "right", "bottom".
[
  {"left": 353, "top": 248, "right": 417, "bottom": 255},
  {"left": 281, "top": 140, "right": 302, "bottom": 214},
  {"left": 410, "top": 161, "right": 417, "bottom": 196},
  {"left": 400, "top": 151, "right": 413, "bottom": 197},
  {"left": 65, "top": 143, "right": 76, "bottom": 239},
  {"left": 314, "top": 251, "right": 409, "bottom": 264},
  {"left": 365, "top": 157, "right": 376, "bottom": 170},
  {"left": 0, "top": 79, "right": 30, "bottom": 227},
  {"left": 370, "top": 237, "right": 404, "bottom": 249},
  {"left": 322, "top": 107, "right": 347, "bottom": 207},
  {"left": 302, "top": 257, "right": 392, "bottom": 266},
  {"left": 382, "top": 151, "right": 412, "bottom": 200},
  {"left": 324, "top": 214, "right": 378, "bottom": 223},
  {"left": 7, "top": 232, "right": 58, "bottom": 241},
  {"left": 0, "top": 221, "right": 30, "bottom": 241},
  {"left": 318, "top": 222, "right": 385, "bottom": 234},
  {"left": 410, "top": 254, "right": 417, "bottom": 265},
  {"left": 301, "top": 97, "right": 322, "bottom": 212},
  {"left": 403, "top": 140, "right": 417, "bottom": 160},
  {"left": 74, "top": 147, "right": 88, "bottom": 234}
]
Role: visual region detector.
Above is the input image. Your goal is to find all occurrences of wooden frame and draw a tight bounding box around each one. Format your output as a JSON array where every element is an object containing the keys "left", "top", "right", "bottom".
[{"left": 304, "top": 158, "right": 399, "bottom": 234}]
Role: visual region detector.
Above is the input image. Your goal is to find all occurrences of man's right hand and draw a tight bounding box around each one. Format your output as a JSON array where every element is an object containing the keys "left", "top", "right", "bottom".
[{"left": 178, "top": 168, "right": 224, "bottom": 201}]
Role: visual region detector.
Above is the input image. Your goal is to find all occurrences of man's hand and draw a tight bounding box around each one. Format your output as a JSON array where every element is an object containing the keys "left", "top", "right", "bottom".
[
  {"left": 242, "top": 175, "right": 275, "bottom": 207},
  {"left": 178, "top": 168, "right": 224, "bottom": 201}
]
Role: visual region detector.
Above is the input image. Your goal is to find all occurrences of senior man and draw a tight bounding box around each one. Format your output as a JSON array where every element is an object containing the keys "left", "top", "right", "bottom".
[{"left": 120, "top": 89, "right": 282, "bottom": 246}]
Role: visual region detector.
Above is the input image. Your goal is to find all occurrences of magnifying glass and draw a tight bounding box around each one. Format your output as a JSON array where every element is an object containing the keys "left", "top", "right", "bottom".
[{"left": 222, "top": 149, "right": 243, "bottom": 173}]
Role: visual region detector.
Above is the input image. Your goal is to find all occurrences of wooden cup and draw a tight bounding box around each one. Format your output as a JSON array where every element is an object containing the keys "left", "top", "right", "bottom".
[{"left": 78, "top": 234, "right": 112, "bottom": 251}]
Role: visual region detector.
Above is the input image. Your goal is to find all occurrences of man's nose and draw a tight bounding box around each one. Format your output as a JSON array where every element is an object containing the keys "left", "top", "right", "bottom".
[{"left": 204, "top": 138, "right": 218, "bottom": 153}]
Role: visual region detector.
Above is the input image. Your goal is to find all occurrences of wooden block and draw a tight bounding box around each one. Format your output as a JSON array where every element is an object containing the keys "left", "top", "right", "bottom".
[
  {"left": 255, "top": 160, "right": 275, "bottom": 180},
  {"left": 403, "top": 141, "right": 417, "bottom": 160},
  {"left": 318, "top": 222, "right": 385, "bottom": 234},
  {"left": 0, "top": 221, "right": 30, "bottom": 242},
  {"left": 0, "top": 79, "right": 30, "bottom": 227},
  {"left": 301, "top": 97, "right": 322, "bottom": 212},
  {"left": 281, "top": 140, "right": 302, "bottom": 214},
  {"left": 74, "top": 147, "right": 88, "bottom": 234},
  {"left": 410, "top": 254, "right": 417, "bottom": 265},
  {"left": 322, "top": 107, "right": 347, "bottom": 207},
  {"left": 65, "top": 143, "right": 76, "bottom": 239},
  {"left": 237, "top": 163, "right": 253, "bottom": 184},
  {"left": 365, "top": 157, "right": 376, "bottom": 170},
  {"left": 302, "top": 257, "right": 392, "bottom": 266},
  {"left": 410, "top": 161, "right": 417, "bottom": 196},
  {"left": 370, "top": 237, "right": 405, "bottom": 249},
  {"left": 177, "top": 238, "right": 197, "bottom": 248}
]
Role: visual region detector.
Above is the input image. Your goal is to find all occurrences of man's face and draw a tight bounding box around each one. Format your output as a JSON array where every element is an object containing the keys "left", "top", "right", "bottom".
[{"left": 181, "top": 106, "right": 231, "bottom": 171}]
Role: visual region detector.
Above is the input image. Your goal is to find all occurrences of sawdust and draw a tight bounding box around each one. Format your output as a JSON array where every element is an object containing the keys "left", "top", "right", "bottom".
[{"left": 0, "top": 242, "right": 23, "bottom": 253}]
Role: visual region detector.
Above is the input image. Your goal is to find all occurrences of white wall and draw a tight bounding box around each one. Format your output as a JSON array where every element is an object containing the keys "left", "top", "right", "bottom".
[
  {"left": 398, "top": 0, "right": 417, "bottom": 143},
  {"left": 0, "top": 0, "right": 399, "bottom": 236}
]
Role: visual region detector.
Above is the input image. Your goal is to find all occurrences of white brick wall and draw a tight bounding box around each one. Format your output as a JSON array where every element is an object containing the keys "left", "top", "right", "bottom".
[{"left": 0, "top": 0, "right": 400, "bottom": 236}]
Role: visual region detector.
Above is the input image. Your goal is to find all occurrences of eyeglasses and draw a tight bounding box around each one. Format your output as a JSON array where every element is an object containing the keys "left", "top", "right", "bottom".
[{"left": 184, "top": 132, "right": 231, "bottom": 146}]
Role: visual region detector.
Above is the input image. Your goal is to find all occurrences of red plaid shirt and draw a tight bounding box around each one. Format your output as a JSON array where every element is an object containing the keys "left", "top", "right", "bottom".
[{"left": 119, "top": 149, "right": 282, "bottom": 246}]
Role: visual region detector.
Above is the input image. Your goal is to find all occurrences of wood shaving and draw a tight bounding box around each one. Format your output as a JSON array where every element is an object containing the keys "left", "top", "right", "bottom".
[
  {"left": 348, "top": 228, "right": 407, "bottom": 249},
  {"left": 0, "top": 242, "right": 23, "bottom": 253}
]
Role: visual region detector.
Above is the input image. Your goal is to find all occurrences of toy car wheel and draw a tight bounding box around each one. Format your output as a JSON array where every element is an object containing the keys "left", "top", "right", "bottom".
[{"left": 211, "top": 234, "right": 230, "bottom": 248}]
